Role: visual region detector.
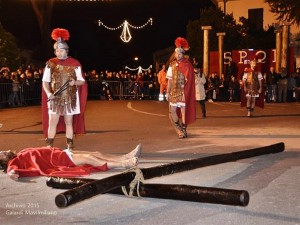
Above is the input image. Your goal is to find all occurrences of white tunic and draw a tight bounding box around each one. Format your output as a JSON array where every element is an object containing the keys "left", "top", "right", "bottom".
[
  {"left": 242, "top": 71, "right": 263, "bottom": 98},
  {"left": 42, "top": 66, "right": 85, "bottom": 115},
  {"left": 166, "top": 64, "right": 186, "bottom": 107}
]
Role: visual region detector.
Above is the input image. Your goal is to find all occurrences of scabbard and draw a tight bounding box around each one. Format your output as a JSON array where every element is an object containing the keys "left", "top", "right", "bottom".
[
  {"left": 47, "top": 177, "right": 249, "bottom": 206},
  {"left": 53, "top": 142, "right": 284, "bottom": 208}
]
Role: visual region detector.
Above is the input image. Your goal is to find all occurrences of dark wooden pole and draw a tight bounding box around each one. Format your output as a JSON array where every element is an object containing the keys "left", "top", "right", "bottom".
[
  {"left": 54, "top": 172, "right": 136, "bottom": 208},
  {"left": 47, "top": 177, "right": 249, "bottom": 206},
  {"left": 119, "top": 183, "right": 249, "bottom": 206},
  {"left": 54, "top": 142, "right": 284, "bottom": 208},
  {"left": 141, "top": 142, "right": 284, "bottom": 179},
  {"left": 47, "top": 177, "right": 95, "bottom": 189}
]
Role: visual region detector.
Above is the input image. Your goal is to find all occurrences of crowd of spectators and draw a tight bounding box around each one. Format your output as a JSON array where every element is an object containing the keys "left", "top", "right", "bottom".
[
  {"left": 205, "top": 64, "right": 300, "bottom": 103},
  {"left": 1, "top": 63, "right": 300, "bottom": 108},
  {"left": 0, "top": 65, "right": 43, "bottom": 107},
  {"left": 84, "top": 69, "right": 160, "bottom": 100},
  {"left": 0, "top": 65, "right": 162, "bottom": 105}
]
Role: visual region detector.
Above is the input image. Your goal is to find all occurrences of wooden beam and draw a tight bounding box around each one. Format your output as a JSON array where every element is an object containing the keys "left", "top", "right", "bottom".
[{"left": 54, "top": 142, "right": 284, "bottom": 208}]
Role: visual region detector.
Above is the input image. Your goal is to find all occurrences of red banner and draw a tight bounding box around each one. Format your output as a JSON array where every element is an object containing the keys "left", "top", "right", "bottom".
[{"left": 210, "top": 48, "right": 295, "bottom": 80}]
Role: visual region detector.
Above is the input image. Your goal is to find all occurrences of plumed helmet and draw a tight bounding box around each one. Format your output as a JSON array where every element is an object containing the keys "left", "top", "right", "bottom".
[
  {"left": 51, "top": 28, "right": 70, "bottom": 50},
  {"left": 174, "top": 37, "right": 190, "bottom": 54}
]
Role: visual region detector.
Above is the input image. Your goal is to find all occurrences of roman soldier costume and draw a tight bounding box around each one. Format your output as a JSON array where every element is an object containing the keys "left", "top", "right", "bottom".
[
  {"left": 47, "top": 61, "right": 78, "bottom": 114},
  {"left": 168, "top": 62, "right": 186, "bottom": 104},
  {"left": 244, "top": 68, "right": 261, "bottom": 97},
  {"left": 241, "top": 62, "right": 264, "bottom": 116},
  {"left": 166, "top": 37, "right": 196, "bottom": 138},
  {"left": 42, "top": 28, "right": 87, "bottom": 148}
]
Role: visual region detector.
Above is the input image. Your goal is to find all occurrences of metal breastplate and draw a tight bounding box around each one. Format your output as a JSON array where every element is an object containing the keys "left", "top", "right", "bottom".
[
  {"left": 245, "top": 72, "right": 259, "bottom": 96},
  {"left": 47, "top": 62, "right": 77, "bottom": 114},
  {"left": 169, "top": 63, "right": 185, "bottom": 103}
]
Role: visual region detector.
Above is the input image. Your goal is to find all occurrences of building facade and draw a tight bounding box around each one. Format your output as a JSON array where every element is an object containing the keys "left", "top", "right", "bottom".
[
  {"left": 213, "top": 0, "right": 298, "bottom": 34},
  {"left": 211, "top": 0, "right": 300, "bottom": 68}
]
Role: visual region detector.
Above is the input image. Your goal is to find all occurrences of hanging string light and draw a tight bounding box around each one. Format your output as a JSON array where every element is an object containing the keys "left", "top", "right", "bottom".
[
  {"left": 125, "top": 65, "right": 152, "bottom": 74},
  {"left": 120, "top": 21, "right": 131, "bottom": 43},
  {"left": 98, "top": 18, "right": 153, "bottom": 43}
]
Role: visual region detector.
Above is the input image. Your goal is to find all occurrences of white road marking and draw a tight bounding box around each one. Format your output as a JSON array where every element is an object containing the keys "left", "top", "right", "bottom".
[
  {"left": 208, "top": 101, "right": 225, "bottom": 106},
  {"left": 127, "top": 102, "right": 166, "bottom": 117},
  {"left": 157, "top": 144, "right": 216, "bottom": 153}
]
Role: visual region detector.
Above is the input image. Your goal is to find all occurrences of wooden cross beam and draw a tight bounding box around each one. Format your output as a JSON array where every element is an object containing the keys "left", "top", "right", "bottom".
[
  {"left": 52, "top": 142, "right": 284, "bottom": 208},
  {"left": 48, "top": 177, "right": 249, "bottom": 206}
]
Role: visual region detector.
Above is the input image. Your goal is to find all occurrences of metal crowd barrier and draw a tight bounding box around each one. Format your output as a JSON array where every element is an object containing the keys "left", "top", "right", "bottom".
[
  {"left": 0, "top": 80, "right": 159, "bottom": 108},
  {"left": 87, "top": 80, "right": 158, "bottom": 100},
  {"left": 88, "top": 80, "right": 122, "bottom": 100},
  {"left": 20, "top": 81, "right": 42, "bottom": 105},
  {"left": 0, "top": 82, "right": 42, "bottom": 107},
  {"left": 0, "top": 83, "right": 12, "bottom": 106}
]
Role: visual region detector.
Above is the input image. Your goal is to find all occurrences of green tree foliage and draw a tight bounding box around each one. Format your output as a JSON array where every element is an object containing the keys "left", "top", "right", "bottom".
[
  {"left": 187, "top": 7, "right": 276, "bottom": 65},
  {"left": 238, "top": 16, "right": 276, "bottom": 50},
  {"left": 0, "top": 23, "right": 21, "bottom": 70},
  {"left": 187, "top": 7, "right": 217, "bottom": 63},
  {"left": 265, "top": 0, "right": 300, "bottom": 25}
]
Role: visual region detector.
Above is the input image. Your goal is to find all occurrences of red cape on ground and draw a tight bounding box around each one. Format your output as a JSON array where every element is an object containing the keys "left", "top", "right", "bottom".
[
  {"left": 42, "top": 57, "right": 88, "bottom": 137},
  {"left": 177, "top": 58, "right": 196, "bottom": 125},
  {"left": 7, "top": 147, "right": 108, "bottom": 178}
]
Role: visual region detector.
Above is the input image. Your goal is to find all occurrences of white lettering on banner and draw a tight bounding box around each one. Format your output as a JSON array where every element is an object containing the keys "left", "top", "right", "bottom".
[
  {"left": 223, "top": 50, "right": 276, "bottom": 65},
  {"left": 238, "top": 51, "right": 248, "bottom": 64},
  {"left": 224, "top": 52, "right": 232, "bottom": 64},
  {"left": 256, "top": 50, "right": 266, "bottom": 63}
]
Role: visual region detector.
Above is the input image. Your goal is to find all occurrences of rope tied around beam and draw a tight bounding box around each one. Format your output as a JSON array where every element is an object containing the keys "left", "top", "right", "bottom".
[{"left": 121, "top": 168, "right": 145, "bottom": 197}]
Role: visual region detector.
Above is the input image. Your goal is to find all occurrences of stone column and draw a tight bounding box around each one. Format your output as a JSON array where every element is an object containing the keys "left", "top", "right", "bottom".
[
  {"left": 217, "top": 32, "right": 226, "bottom": 77},
  {"left": 275, "top": 29, "right": 282, "bottom": 73},
  {"left": 202, "top": 26, "right": 212, "bottom": 76},
  {"left": 281, "top": 22, "right": 291, "bottom": 71}
]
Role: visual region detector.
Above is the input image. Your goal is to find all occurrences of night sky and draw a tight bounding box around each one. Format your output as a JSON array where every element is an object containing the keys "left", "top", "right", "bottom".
[{"left": 0, "top": 0, "right": 214, "bottom": 71}]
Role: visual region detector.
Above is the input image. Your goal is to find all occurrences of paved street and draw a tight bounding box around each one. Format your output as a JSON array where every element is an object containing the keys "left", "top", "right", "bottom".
[{"left": 0, "top": 100, "right": 299, "bottom": 225}]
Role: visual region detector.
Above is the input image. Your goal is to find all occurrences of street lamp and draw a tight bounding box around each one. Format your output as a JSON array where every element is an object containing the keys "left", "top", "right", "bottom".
[{"left": 134, "top": 57, "right": 139, "bottom": 70}]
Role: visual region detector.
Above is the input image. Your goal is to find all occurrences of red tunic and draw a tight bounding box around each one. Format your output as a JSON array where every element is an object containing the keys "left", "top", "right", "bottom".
[
  {"left": 7, "top": 147, "right": 108, "bottom": 178},
  {"left": 177, "top": 58, "right": 196, "bottom": 125},
  {"left": 41, "top": 57, "right": 88, "bottom": 137}
]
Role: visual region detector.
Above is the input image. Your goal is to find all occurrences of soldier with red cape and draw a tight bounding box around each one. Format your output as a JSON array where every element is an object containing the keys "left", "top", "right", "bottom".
[
  {"left": 42, "top": 28, "right": 87, "bottom": 149},
  {"left": 166, "top": 37, "right": 196, "bottom": 138},
  {"left": 241, "top": 59, "right": 264, "bottom": 116}
]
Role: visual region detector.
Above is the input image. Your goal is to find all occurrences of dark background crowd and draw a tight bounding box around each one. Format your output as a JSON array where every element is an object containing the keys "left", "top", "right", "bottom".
[
  {"left": 205, "top": 62, "right": 300, "bottom": 104},
  {"left": 1, "top": 62, "right": 300, "bottom": 109}
]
